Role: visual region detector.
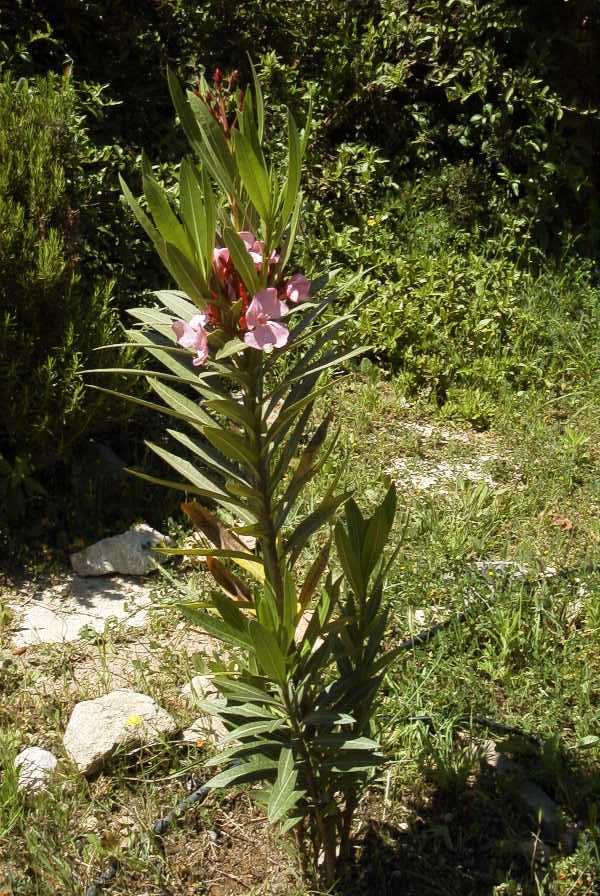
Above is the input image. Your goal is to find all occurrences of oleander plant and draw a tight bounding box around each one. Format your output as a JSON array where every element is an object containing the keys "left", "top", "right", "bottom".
[{"left": 93, "top": 65, "right": 401, "bottom": 886}]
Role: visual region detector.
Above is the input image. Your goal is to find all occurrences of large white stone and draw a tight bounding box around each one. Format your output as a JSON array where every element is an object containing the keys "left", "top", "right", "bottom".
[
  {"left": 70, "top": 524, "right": 167, "bottom": 577},
  {"left": 15, "top": 746, "right": 57, "bottom": 792},
  {"left": 11, "top": 576, "right": 151, "bottom": 647},
  {"left": 63, "top": 689, "right": 178, "bottom": 775}
]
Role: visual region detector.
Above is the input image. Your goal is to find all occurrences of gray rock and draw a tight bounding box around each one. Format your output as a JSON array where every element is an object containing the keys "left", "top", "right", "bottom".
[
  {"left": 12, "top": 576, "right": 151, "bottom": 647},
  {"left": 70, "top": 524, "right": 168, "bottom": 577},
  {"left": 181, "top": 674, "right": 218, "bottom": 706},
  {"left": 15, "top": 746, "right": 57, "bottom": 792},
  {"left": 63, "top": 689, "right": 178, "bottom": 775}
]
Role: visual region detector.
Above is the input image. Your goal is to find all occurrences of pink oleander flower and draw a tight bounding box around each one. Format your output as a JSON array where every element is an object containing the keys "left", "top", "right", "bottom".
[
  {"left": 172, "top": 313, "right": 209, "bottom": 366},
  {"left": 239, "top": 231, "right": 279, "bottom": 270},
  {"left": 212, "top": 246, "right": 230, "bottom": 278},
  {"left": 239, "top": 231, "right": 264, "bottom": 267},
  {"left": 244, "top": 288, "right": 289, "bottom": 351},
  {"left": 284, "top": 273, "right": 311, "bottom": 304}
]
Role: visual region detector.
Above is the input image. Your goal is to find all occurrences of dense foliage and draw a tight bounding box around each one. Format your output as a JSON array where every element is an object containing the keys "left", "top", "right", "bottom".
[
  {"left": 0, "top": 75, "right": 125, "bottom": 519},
  {"left": 1, "top": 0, "right": 599, "bottom": 544}
]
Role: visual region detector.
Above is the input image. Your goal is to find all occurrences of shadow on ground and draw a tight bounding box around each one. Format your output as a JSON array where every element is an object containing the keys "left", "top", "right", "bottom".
[{"left": 345, "top": 742, "right": 600, "bottom": 896}]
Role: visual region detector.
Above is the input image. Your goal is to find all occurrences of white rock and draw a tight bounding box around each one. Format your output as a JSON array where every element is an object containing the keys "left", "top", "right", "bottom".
[
  {"left": 70, "top": 524, "right": 168, "bottom": 577},
  {"left": 63, "top": 689, "right": 178, "bottom": 775},
  {"left": 181, "top": 674, "right": 218, "bottom": 706},
  {"left": 15, "top": 747, "right": 57, "bottom": 792},
  {"left": 181, "top": 675, "right": 227, "bottom": 746},
  {"left": 11, "top": 576, "right": 151, "bottom": 647}
]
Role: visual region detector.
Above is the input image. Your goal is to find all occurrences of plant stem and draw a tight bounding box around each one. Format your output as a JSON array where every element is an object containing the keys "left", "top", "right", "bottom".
[
  {"left": 282, "top": 685, "right": 337, "bottom": 886},
  {"left": 250, "top": 355, "right": 285, "bottom": 607}
]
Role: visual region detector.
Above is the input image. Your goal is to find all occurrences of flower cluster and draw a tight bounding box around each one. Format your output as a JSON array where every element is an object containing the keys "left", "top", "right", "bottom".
[{"left": 171, "top": 230, "right": 310, "bottom": 364}]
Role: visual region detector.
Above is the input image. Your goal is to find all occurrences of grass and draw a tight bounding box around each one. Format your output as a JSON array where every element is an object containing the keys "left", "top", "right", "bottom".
[{"left": 2, "top": 373, "right": 600, "bottom": 894}]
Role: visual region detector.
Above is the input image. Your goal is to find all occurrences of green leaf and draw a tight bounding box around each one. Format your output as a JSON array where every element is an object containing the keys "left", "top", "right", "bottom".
[
  {"left": 188, "top": 90, "right": 238, "bottom": 195},
  {"left": 286, "top": 345, "right": 371, "bottom": 388},
  {"left": 222, "top": 719, "right": 284, "bottom": 743},
  {"left": 87, "top": 384, "right": 205, "bottom": 431},
  {"left": 145, "top": 440, "right": 229, "bottom": 498},
  {"left": 280, "top": 814, "right": 304, "bottom": 834},
  {"left": 234, "top": 130, "right": 271, "bottom": 221},
  {"left": 314, "top": 734, "right": 380, "bottom": 752},
  {"left": 179, "top": 157, "right": 209, "bottom": 272},
  {"left": 303, "top": 710, "right": 355, "bottom": 727},
  {"left": 167, "top": 68, "right": 203, "bottom": 157},
  {"left": 282, "top": 568, "right": 297, "bottom": 647},
  {"left": 204, "top": 737, "right": 285, "bottom": 767},
  {"left": 248, "top": 56, "right": 265, "bottom": 144},
  {"left": 267, "top": 748, "right": 299, "bottom": 824},
  {"left": 154, "top": 288, "right": 199, "bottom": 321},
  {"left": 361, "top": 485, "right": 397, "bottom": 580},
  {"left": 215, "top": 337, "right": 247, "bottom": 361},
  {"left": 147, "top": 377, "right": 214, "bottom": 427},
  {"left": 271, "top": 402, "right": 314, "bottom": 489},
  {"left": 143, "top": 167, "right": 193, "bottom": 261},
  {"left": 335, "top": 523, "right": 364, "bottom": 597},
  {"left": 203, "top": 426, "right": 260, "bottom": 474},
  {"left": 278, "top": 191, "right": 302, "bottom": 271},
  {"left": 119, "top": 175, "right": 160, "bottom": 245},
  {"left": 168, "top": 429, "right": 244, "bottom": 483},
  {"left": 123, "top": 467, "right": 212, "bottom": 499},
  {"left": 214, "top": 677, "right": 282, "bottom": 707},
  {"left": 281, "top": 109, "right": 301, "bottom": 231},
  {"left": 286, "top": 491, "right": 351, "bottom": 565},
  {"left": 325, "top": 754, "right": 382, "bottom": 773},
  {"left": 178, "top": 605, "right": 252, "bottom": 649},
  {"left": 249, "top": 621, "right": 287, "bottom": 682},
  {"left": 164, "top": 241, "right": 209, "bottom": 306},
  {"left": 204, "top": 755, "right": 278, "bottom": 791},
  {"left": 297, "top": 538, "right": 331, "bottom": 615},
  {"left": 222, "top": 226, "right": 260, "bottom": 294},
  {"left": 205, "top": 397, "right": 257, "bottom": 432}
]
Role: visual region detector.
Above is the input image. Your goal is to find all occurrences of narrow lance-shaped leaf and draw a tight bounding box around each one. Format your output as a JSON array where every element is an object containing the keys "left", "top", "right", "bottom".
[
  {"left": 234, "top": 130, "right": 271, "bottom": 222},
  {"left": 286, "top": 490, "right": 351, "bottom": 566},
  {"left": 267, "top": 748, "right": 301, "bottom": 824},
  {"left": 203, "top": 755, "right": 278, "bottom": 791},
  {"left": 142, "top": 162, "right": 194, "bottom": 262},
  {"left": 249, "top": 620, "right": 287, "bottom": 683}
]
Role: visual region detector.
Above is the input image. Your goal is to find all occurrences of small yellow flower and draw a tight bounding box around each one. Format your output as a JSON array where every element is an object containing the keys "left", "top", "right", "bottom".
[
  {"left": 367, "top": 217, "right": 376, "bottom": 227},
  {"left": 126, "top": 714, "right": 143, "bottom": 727}
]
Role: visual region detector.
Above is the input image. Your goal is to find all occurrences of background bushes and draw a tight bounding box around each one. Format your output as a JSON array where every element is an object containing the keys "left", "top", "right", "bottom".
[
  {"left": 0, "top": 76, "right": 124, "bottom": 511},
  {"left": 1, "top": 0, "right": 599, "bottom": 550}
]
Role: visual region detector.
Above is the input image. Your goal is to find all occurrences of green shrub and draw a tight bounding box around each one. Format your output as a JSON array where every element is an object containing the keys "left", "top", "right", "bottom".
[
  {"left": 3, "top": 1, "right": 599, "bottom": 244},
  {"left": 302, "top": 179, "right": 600, "bottom": 425},
  {"left": 0, "top": 75, "right": 123, "bottom": 494}
]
